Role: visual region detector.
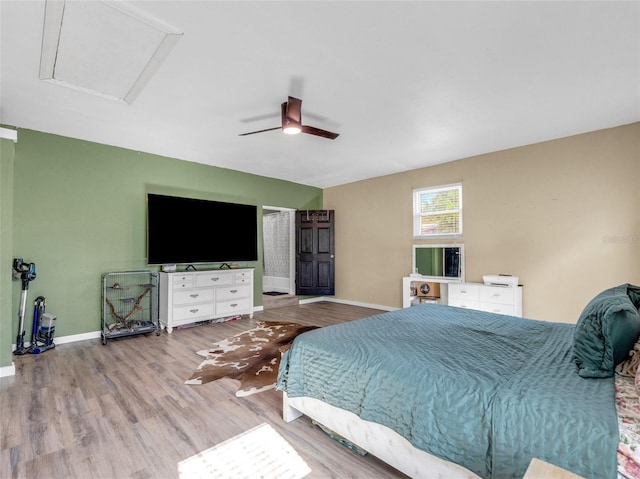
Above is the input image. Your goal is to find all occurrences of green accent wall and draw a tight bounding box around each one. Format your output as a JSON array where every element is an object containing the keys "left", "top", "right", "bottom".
[
  {"left": 1, "top": 129, "right": 322, "bottom": 367},
  {"left": 1, "top": 137, "right": 16, "bottom": 368}
]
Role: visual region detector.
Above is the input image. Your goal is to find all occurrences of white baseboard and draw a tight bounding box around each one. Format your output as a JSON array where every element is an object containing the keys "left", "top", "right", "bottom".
[
  {"left": 11, "top": 330, "right": 102, "bottom": 350},
  {"left": 0, "top": 362, "right": 16, "bottom": 378},
  {"left": 54, "top": 330, "right": 101, "bottom": 345},
  {"left": 328, "top": 298, "right": 402, "bottom": 311},
  {"left": 269, "top": 295, "right": 396, "bottom": 312},
  {"left": 257, "top": 296, "right": 395, "bottom": 312},
  {"left": 298, "top": 296, "right": 325, "bottom": 304}
]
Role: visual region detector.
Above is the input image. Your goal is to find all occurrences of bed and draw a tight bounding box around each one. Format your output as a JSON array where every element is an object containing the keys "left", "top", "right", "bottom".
[{"left": 276, "top": 284, "right": 640, "bottom": 479}]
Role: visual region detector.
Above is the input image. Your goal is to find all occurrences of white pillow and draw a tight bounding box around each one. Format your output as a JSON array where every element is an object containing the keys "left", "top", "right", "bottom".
[{"left": 617, "top": 339, "right": 640, "bottom": 377}]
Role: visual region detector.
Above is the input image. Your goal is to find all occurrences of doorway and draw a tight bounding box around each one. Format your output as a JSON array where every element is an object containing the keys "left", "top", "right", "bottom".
[
  {"left": 262, "top": 206, "right": 295, "bottom": 294},
  {"left": 295, "top": 209, "right": 335, "bottom": 296}
]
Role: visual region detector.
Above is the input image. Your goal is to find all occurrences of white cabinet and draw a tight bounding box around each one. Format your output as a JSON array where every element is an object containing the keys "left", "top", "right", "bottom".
[
  {"left": 159, "top": 268, "right": 254, "bottom": 333},
  {"left": 447, "top": 283, "right": 481, "bottom": 311},
  {"left": 448, "top": 282, "right": 522, "bottom": 317},
  {"left": 402, "top": 276, "right": 463, "bottom": 308}
]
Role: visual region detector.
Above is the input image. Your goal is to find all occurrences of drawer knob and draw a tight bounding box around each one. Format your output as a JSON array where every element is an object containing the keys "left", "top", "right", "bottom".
[
  {"left": 460, "top": 290, "right": 467, "bottom": 294},
  {"left": 190, "top": 294, "right": 199, "bottom": 298},
  {"left": 190, "top": 309, "right": 199, "bottom": 314},
  {"left": 211, "top": 278, "right": 219, "bottom": 282},
  {"left": 230, "top": 289, "right": 238, "bottom": 294},
  {"left": 230, "top": 303, "right": 238, "bottom": 308}
]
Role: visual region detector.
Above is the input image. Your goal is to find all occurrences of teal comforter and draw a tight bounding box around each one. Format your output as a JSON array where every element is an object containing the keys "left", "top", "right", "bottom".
[{"left": 276, "top": 304, "right": 617, "bottom": 479}]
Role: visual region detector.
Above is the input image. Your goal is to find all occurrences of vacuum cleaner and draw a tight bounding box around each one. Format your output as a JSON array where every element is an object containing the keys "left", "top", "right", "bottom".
[
  {"left": 13, "top": 258, "right": 57, "bottom": 355},
  {"left": 13, "top": 258, "right": 36, "bottom": 355},
  {"left": 30, "top": 296, "right": 56, "bottom": 354}
]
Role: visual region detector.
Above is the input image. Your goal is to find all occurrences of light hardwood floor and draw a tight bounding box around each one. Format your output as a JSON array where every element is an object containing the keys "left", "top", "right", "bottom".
[{"left": 1, "top": 301, "right": 408, "bottom": 479}]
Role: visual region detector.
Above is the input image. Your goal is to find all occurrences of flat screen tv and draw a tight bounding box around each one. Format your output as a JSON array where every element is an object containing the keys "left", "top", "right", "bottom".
[{"left": 147, "top": 193, "right": 258, "bottom": 265}]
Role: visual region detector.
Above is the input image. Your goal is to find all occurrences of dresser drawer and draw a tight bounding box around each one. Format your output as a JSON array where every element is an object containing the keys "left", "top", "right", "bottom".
[
  {"left": 195, "top": 272, "right": 233, "bottom": 288},
  {"left": 216, "top": 297, "right": 252, "bottom": 316},
  {"left": 172, "top": 274, "right": 194, "bottom": 289},
  {"left": 448, "top": 299, "right": 481, "bottom": 311},
  {"left": 173, "top": 288, "right": 214, "bottom": 305},
  {"left": 448, "top": 283, "right": 481, "bottom": 302},
  {"left": 172, "top": 302, "right": 214, "bottom": 321},
  {"left": 217, "top": 285, "right": 251, "bottom": 301},
  {"left": 234, "top": 270, "right": 252, "bottom": 283},
  {"left": 480, "top": 286, "right": 515, "bottom": 305},
  {"left": 480, "top": 303, "right": 515, "bottom": 316}
]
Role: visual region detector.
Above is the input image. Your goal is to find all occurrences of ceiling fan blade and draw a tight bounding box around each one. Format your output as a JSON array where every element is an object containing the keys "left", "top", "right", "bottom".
[
  {"left": 286, "top": 96, "right": 302, "bottom": 123},
  {"left": 301, "top": 125, "right": 340, "bottom": 140},
  {"left": 238, "top": 126, "right": 281, "bottom": 136},
  {"left": 281, "top": 101, "right": 287, "bottom": 126}
]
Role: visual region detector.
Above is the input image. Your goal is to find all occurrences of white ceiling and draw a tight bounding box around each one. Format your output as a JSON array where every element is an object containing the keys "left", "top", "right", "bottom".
[{"left": 1, "top": 1, "right": 639, "bottom": 188}]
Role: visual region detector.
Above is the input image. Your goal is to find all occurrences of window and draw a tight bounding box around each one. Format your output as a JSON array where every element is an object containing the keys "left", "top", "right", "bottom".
[{"left": 413, "top": 183, "right": 462, "bottom": 238}]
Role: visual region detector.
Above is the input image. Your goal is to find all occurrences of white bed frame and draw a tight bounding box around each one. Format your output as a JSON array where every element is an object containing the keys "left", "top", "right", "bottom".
[{"left": 283, "top": 393, "right": 480, "bottom": 479}]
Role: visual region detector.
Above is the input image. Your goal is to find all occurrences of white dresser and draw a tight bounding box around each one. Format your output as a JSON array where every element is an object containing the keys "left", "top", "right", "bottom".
[
  {"left": 448, "top": 282, "right": 523, "bottom": 317},
  {"left": 159, "top": 268, "right": 254, "bottom": 333}
]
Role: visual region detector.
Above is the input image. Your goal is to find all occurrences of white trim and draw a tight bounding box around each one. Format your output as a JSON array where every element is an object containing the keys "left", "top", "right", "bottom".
[
  {"left": 262, "top": 206, "right": 296, "bottom": 212},
  {"left": 262, "top": 206, "right": 296, "bottom": 295},
  {"left": 257, "top": 296, "right": 395, "bottom": 312},
  {"left": 0, "top": 127, "right": 18, "bottom": 142},
  {"left": 0, "top": 362, "right": 16, "bottom": 378},
  {"left": 55, "top": 330, "right": 102, "bottom": 345},
  {"left": 299, "top": 296, "right": 396, "bottom": 312},
  {"left": 39, "top": 0, "right": 65, "bottom": 81},
  {"left": 413, "top": 182, "right": 463, "bottom": 238},
  {"left": 39, "top": 0, "right": 183, "bottom": 104},
  {"left": 11, "top": 330, "right": 102, "bottom": 352},
  {"left": 298, "top": 296, "right": 325, "bottom": 305}
]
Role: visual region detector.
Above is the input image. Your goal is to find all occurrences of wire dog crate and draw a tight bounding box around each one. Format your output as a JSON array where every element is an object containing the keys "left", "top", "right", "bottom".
[{"left": 101, "top": 270, "right": 160, "bottom": 345}]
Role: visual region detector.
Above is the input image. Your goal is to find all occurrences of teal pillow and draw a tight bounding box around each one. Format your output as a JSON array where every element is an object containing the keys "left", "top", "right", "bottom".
[
  {"left": 628, "top": 285, "right": 640, "bottom": 310},
  {"left": 573, "top": 284, "right": 640, "bottom": 378}
]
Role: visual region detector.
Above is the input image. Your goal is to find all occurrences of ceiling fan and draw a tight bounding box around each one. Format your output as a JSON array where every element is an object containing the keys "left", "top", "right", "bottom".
[{"left": 239, "top": 96, "right": 339, "bottom": 140}]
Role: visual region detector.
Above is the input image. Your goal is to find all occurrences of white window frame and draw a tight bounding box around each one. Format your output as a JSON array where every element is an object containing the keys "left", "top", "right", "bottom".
[{"left": 413, "top": 183, "right": 463, "bottom": 239}]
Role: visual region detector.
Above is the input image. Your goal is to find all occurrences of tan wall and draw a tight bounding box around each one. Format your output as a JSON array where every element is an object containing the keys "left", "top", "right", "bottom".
[{"left": 324, "top": 122, "right": 640, "bottom": 323}]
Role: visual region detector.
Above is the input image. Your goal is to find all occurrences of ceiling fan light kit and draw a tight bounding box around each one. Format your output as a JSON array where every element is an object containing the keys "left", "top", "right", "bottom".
[
  {"left": 240, "top": 96, "right": 339, "bottom": 140},
  {"left": 282, "top": 108, "right": 302, "bottom": 135}
]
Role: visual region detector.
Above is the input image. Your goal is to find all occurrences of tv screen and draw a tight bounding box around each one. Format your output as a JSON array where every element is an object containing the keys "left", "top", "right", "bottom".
[{"left": 147, "top": 194, "right": 258, "bottom": 265}]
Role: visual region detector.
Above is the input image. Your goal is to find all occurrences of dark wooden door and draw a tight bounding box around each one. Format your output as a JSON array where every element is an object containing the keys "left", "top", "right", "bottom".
[{"left": 296, "top": 210, "right": 335, "bottom": 296}]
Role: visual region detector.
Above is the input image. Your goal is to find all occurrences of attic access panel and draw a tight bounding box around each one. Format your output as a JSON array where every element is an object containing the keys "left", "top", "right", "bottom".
[{"left": 39, "top": 0, "right": 182, "bottom": 104}]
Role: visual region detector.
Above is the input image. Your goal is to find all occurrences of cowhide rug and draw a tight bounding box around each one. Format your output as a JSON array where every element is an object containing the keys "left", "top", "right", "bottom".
[{"left": 185, "top": 320, "right": 318, "bottom": 397}]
